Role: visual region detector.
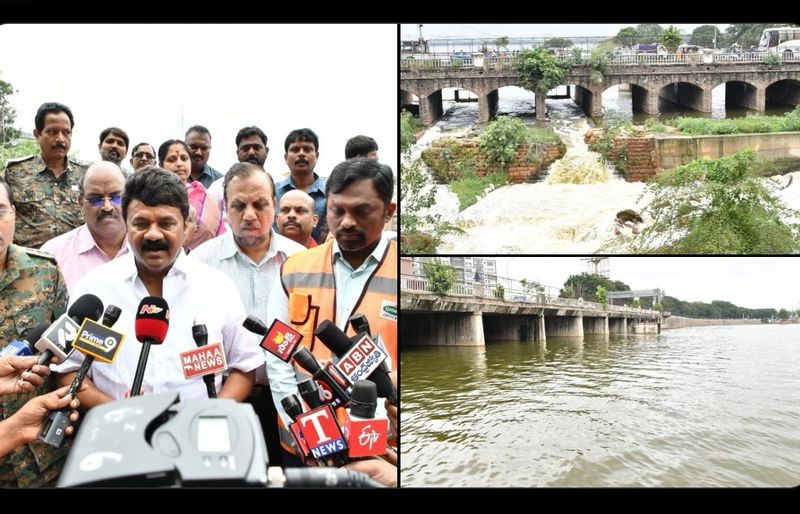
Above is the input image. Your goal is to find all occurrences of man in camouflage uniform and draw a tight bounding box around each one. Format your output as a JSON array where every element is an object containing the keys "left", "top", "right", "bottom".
[
  {"left": 0, "top": 178, "right": 69, "bottom": 487},
  {"left": 1, "top": 102, "right": 88, "bottom": 249}
]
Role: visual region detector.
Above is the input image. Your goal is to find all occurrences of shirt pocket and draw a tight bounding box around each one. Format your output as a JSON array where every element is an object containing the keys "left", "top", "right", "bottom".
[{"left": 12, "top": 306, "right": 50, "bottom": 339}]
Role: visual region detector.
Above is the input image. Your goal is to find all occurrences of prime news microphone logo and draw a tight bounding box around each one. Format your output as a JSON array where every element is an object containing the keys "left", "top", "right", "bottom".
[
  {"left": 41, "top": 316, "right": 80, "bottom": 355},
  {"left": 297, "top": 405, "right": 347, "bottom": 459},
  {"left": 180, "top": 342, "right": 227, "bottom": 379},
  {"left": 260, "top": 319, "right": 302, "bottom": 362},
  {"left": 334, "top": 334, "right": 388, "bottom": 385},
  {"left": 73, "top": 319, "right": 125, "bottom": 363}
]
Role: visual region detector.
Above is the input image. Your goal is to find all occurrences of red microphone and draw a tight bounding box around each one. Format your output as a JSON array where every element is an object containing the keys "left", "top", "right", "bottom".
[
  {"left": 344, "top": 380, "right": 388, "bottom": 458},
  {"left": 130, "top": 296, "right": 170, "bottom": 397}
]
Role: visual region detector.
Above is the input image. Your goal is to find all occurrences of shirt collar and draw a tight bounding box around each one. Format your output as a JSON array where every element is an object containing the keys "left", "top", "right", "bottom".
[
  {"left": 221, "top": 229, "right": 292, "bottom": 266},
  {"left": 34, "top": 153, "right": 79, "bottom": 176},
  {"left": 332, "top": 235, "right": 388, "bottom": 272},
  {"left": 279, "top": 173, "right": 325, "bottom": 194},
  {"left": 76, "top": 224, "right": 130, "bottom": 256},
  {"left": 120, "top": 247, "right": 190, "bottom": 284}
]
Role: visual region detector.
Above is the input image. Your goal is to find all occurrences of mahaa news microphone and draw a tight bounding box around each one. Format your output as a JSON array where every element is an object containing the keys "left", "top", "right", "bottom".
[
  {"left": 39, "top": 305, "right": 125, "bottom": 448},
  {"left": 190, "top": 324, "right": 217, "bottom": 399},
  {"left": 130, "top": 297, "right": 170, "bottom": 397},
  {"left": 34, "top": 293, "right": 104, "bottom": 366},
  {"left": 314, "top": 320, "right": 396, "bottom": 405}
]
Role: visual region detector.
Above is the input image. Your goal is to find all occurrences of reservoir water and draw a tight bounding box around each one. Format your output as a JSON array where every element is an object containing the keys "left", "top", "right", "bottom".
[{"left": 401, "top": 324, "right": 800, "bottom": 486}]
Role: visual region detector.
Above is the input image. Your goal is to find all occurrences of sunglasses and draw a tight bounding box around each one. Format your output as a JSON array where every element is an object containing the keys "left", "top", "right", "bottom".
[{"left": 84, "top": 194, "right": 122, "bottom": 208}]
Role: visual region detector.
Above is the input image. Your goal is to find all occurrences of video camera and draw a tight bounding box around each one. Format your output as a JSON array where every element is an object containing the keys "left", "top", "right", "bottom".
[{"left": 58, "top": 392, "right": 382, "bottom": 488}]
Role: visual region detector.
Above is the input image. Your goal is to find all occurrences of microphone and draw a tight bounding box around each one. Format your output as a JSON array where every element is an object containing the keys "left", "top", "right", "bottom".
[
  {"left": 297, "top": 378, "right": 323, "bottom": 410},
  {"left": 269, "top": 467, "right": 384, "bottom": 488},
  {"left": 292, "top": 347, "right": 350, "bottom": 408},
  {"left": 242, "top": 315, "right": 303, "bottom": 362},
  {"left": 35, "top": 294, "right": 104, "bottom": 365},
  {"left": 294, "top": 403, "right": 347, "bottom": 463},
  {"left": 1, "top": 323, "right": 49, "bottom": 357},
  {"left": 314, "top": 320, "right": 396, "bottom": 405},
  {"left": 280, "top": 394, "right": 314, "bottom": 462},
  {"left": 344, "top": 380, "right": 388, "bottom": 458},
  {"left": 186, "top": 324, "right": 220, "bottom": 399},
  {"left": 131, "top": 297, "right": 170, "bottom": 397},
  {"left": 39, "top": 305, "right": 125, "bottom": 448}
]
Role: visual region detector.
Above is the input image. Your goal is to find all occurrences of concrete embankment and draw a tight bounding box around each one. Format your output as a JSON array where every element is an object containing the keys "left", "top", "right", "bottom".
[{"left": 662, "top": 316, "right": 763, "bottom": 330}]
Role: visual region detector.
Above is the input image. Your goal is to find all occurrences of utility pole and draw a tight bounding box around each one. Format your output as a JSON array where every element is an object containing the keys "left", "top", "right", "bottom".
[{"left": 418, "top": 24, "right": 423, "bottom": 42}]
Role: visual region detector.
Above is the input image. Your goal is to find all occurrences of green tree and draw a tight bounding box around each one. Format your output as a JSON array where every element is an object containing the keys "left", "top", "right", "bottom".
[
  {"left": 495, "top": 283, "right": 505, "bottom": 300},
  {"left": 422, "top": 259, "right": 455, "bottom": 296},
  {"left": 400, "top": 109, "right": 424, "bottom": 153},
  {"left": 478, "top": 116, "right": 532, "bottom": 172},
  {"left": 723, "top": 24, "right": 772, "bottom": 49},
  {"left": 520, "top": 278, "right": 545, "bottom": 297},
  {"left": 632, "top": 150, "right": 800, "bottom": 254},
  {"left": 0, "top": 77, "right": 21, "bottom": 147},
  {"left": 560, "top": 273, "right": 630, "bottom": 302},
  {"left": 543, "top": 37, "right": 573, "bottom": 48},
  {"left": 659, "top": 25, "right": 683, "bottom": 52},
  {"left": 516, "top": 46, "right": 571, "bottom": 95},
  {"left": 0, "top": 139, "right": 38, "bottom": 171},
  {"left": 495, "top": 36, "right": 509, "bottom": 52},
  {"left": 400, "top": 156, "right": 463, "bottom": 253},
  {"left": 596, "top": 285, "right": 608, "bottom": 310},
  {"left": 636, "top": 24, "right": 664, "bottom": 44},
  {"left": 690, "top": 25, "right": 720, "bottom": 48},
  {"left": 777, "top": 308, "right": 790, "bottom": 320},
  {"left": 615, "top": 27, "right": 638, "bottom": 47}
]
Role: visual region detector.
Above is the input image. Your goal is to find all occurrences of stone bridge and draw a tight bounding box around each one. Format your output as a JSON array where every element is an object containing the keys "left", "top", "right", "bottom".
[
  {"left": 402, "top": 290, "right": 663, "bottom": 347},
  {"left": 401, "top": 60, "right": 800, "bottom": 124}
]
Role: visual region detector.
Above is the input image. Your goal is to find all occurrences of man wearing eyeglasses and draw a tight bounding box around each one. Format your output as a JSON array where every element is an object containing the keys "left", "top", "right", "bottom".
[
  {"left": 129, "top": 143, "right": 156, "bottom": 172},
  {"left": 1, "top": 102, "right": 89, "bottom": 248},
  {"left": 185, "top": 125, "right": 222, "bottom": 188},
  {"left": 40, "top": 162, "right": 130, "bottom": 293}
]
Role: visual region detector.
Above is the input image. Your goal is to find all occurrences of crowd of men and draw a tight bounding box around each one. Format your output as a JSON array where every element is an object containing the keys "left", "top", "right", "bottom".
[{"left": 0, "top": 101, "right": 397, "bottom": 488}]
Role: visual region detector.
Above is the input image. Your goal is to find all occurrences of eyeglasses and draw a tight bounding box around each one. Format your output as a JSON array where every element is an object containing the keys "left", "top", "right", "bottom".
[
  {"left": 84, "top": 194, "right": 122, "bottom": 208},
  {"left": 0, "top": 207, "right": 14, "bottom": 219},
  {"left": 133, "top": 152, "right": 155, "bottom": 160}
]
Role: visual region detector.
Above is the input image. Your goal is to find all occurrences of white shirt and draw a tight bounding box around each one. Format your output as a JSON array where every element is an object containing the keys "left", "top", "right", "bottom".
[
  {"left": 53, "top": 251, "right": 264, "bottom": 407},
  {"left": 266, "top": 235, "right": 390, "bottom": 425},
  {"left": 190, "top": 230, "right": 305, "bottom": 391}
]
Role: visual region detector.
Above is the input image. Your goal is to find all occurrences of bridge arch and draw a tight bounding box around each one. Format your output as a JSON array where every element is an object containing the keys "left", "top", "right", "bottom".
[
  {"left": 657, "top": 80, "right": 711, "bottom": 113},
  {"left": 400, "top": 89, "right": 419, "bottom": 116},
  {"left": 766, "top": 79, "right": 800, "bottom": 108}
]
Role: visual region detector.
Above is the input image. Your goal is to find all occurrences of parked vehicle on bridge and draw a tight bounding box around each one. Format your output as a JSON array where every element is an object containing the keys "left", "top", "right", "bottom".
[
  {"left": 757, "top": 26, "right": 800, "bottom": 56},
  {"left": 635, "top": 43, "right": 668, "bottom": 55}
]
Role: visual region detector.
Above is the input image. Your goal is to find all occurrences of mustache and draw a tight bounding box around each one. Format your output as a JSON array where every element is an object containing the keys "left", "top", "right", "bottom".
[
  {"left": 336, "top": 228, "right": 363, "bottom": 237},
  {"left": 141, "top": 239, "right": 170, "bottom": 251},
  {"left": 96, "top": 211, "right": 118, "bottom": 222}
]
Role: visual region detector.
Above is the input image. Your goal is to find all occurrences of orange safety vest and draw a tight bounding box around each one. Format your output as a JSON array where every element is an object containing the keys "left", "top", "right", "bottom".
[
  {"left": 277, "top": 239, "right": 398, "bottom": 455},
  {"left": 280, "top": 239, "right": 397, "bottom": 368}
]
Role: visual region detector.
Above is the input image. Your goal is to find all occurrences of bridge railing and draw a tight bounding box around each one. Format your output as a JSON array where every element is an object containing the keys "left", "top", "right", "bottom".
[
  {"left": 401, "top": 273, "right": 661, "bottom": 317},
  {"left": 401, "top": 51, "right": 800, "bottom": 73}
]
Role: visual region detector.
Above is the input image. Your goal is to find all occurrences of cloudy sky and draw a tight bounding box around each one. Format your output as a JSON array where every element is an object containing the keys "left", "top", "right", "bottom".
[
  {"left": 0, "top": 24, "right": 396, "bottom": 178},
  {"left": 497, "top": 257, "right": 799, "bottom": 310},
  {"left": 401, "top": 23, "right": 730, "bottom": 40}
]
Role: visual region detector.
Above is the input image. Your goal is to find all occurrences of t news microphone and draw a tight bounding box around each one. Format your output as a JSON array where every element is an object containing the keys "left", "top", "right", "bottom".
[
  {"left": 1, "top": 323, "right": 49, "bottom": 357},
  {"left": 191, "top": 324, "right": 217, "bottom": 399},
  {"left": 344, "top": 380, "right": 388, "bottom": 458},
  {"left": 281, "top": 394, "right": 315, "bottom": 463},
  {"left": 39, "top": 305, "right": 125, "bottom": 448},
  {"left": 292, "top": 347, "right": 350, "bottom": 408},
  {"left": 314, "top": 320, "right": 396, "bottom": 405},
  {"left": 131, "top": 297, "right": 170, "bottom": 397},
  {"left": 35, "top": 293, "right": 104, "bottom": 366}
]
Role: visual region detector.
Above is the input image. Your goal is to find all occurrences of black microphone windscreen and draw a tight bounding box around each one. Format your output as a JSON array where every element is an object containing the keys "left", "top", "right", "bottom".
[
  {"left": 102, "top": 305, "right": 122, "bottom": 327},
  {"left": 313, "top": 320, "right": 351, "bottom": 357},
  {"left": 242, "top": 316, "right": 268, "bottom": 336},
  {"left": 281, "top": 394, "right": 304, "bottom": 421},
  {"left": 350, "top": 380, "right": 377, "bottom": 418},
  {"left": 292, "top": 347, "right": 322, "bottom": 374},
  {"left": 68, "top": 294, "right": 104, "bottom": 324},
  {"left": 22, "top": 323, "right": 50, "bottom": 344}
]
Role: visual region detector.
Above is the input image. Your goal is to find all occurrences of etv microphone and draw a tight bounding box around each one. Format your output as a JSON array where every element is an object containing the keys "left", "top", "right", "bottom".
[
  {"left": 292, "top": 347, "right": 350, "bottom": 408},
  {"left": 39, "top": 305, "right": 125, "bottom": 448},
  {"left": 34, "top": 293, "right": 104, "bottom": 366},
  {"left": 191, "top": 324, "right": 217, "bottom": 399},
  {"left": 314, "top": 320, "right": 396, "bottom": 405},
  {"left": 131, "top": 296, "right": 170, "bottom": 397},
  {"left": 345, "top": 380, "right": 388, "bottom": 458},
  {"left": 1, "top": 323, "right": 49, "bottom": 357}
]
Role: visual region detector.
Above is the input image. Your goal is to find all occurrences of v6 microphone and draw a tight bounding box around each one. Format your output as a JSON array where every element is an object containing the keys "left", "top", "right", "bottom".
[
  {"left": 344, "top": 380, "right": 388, "bottom": 458},
  {"left": 35, "top": 293, "right": 104, "bottom": 366},
  {"left": 131, "top": 296, "right": 170, "bottom": 397},
  {"left": 314, "top": 320, "right": 396, "bottom": 405},
  {"left": 1, "top": 323, "right": 49, "bottom": 357},
  {"left": 39, "top": 305, "right": 125, "bottom": 448}
]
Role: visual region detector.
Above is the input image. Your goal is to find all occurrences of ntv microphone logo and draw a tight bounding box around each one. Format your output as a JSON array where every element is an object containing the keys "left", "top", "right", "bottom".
[{"left": 139, "top": 304, "right": 167, "bottom": 316}]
